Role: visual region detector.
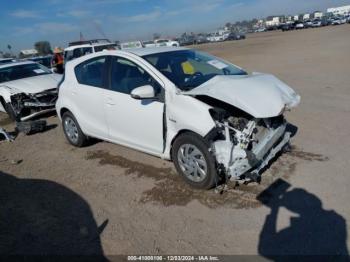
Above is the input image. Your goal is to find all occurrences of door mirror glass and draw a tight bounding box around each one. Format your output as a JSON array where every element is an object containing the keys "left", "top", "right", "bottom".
[{"left": 130, "top": 85, "right": 155, "bottom": 99}]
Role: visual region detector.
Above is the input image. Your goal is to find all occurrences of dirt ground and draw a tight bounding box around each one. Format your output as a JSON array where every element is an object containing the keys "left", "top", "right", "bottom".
[{"left": 1, "top": 24, "right": 350, "bottom": 257}]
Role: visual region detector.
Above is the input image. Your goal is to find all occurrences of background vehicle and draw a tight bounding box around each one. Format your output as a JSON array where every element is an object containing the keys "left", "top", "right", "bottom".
[
  {"left": 120, "top": 41, "right": 144, "bottom": 50},
  {"left": 56, "top": 47, "right": 300, "bottom": 189},
  {"left": 0, "top": 61, "right": 60, "bottom": 121},
  {"left": 28, "top": 55, "right": 53, "bottom": 68},
  {"left": 142, "top": 40, "right": 156, "bottom": 48},
  {"left": 178, "top": 35, "right": 197, "bottom": 46},
  {"left": 64, "top": 39, "right": 118, "bottom": 63},
  {"left": 281, "top": 23, "right": 295, "bottom": 31},
  {"left": 331, "top": 18, "right": 343, "bottom": 25},
  {"left": 0, "top": 58, "right": 16, "bottom": 65},
  {"left": 255, "top": 28, "right": 267, "bottom": 33},
  {"left": 311, "top": 20, "right": 322, "bottom": 27},
  {"left": 207, "top": 32, "right": 229, "bottom": 42},
  {"left": 154, "top": 39, "right": 180, "bottom": 47},
  {"left": 295, "top": 22, "right": 305, "bottom": 29},
  {"left": 303, "top": 20, "right": 313, "bottom": 28},
  {"left": 225, "top": 32, "right": 246, "bottom": 40},
  {"left": 195, "top": 35, "right": 209, "bottom": 44}
]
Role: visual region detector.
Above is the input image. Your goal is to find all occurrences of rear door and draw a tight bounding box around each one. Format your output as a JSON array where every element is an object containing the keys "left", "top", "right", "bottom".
[{"left": 72, "top": 55, "right": 109, "bottom": 139}]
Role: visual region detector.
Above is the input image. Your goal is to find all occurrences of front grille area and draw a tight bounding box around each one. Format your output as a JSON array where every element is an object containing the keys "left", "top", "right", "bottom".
[{"left": 33, "top": 89, "right": 58, "bottom": 104}]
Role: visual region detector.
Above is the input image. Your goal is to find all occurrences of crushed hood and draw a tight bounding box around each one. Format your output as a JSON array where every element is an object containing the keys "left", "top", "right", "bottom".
[
  {"left": 1, "top": 73, "right": 61, "bottom": 95},
  {"left": 183, "top": 73, "right": 300, "bottom": 118}
]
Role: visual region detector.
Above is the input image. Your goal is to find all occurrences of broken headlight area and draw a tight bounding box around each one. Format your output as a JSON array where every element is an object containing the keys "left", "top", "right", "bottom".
[
  {"left": 9, "top": 89, "right": 58, "bottom": 121},
  {"left": 209, "top": 107, "right": 291, "bottom": 182}
]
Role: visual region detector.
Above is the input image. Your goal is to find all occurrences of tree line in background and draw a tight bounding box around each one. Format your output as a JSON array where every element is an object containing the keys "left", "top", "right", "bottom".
[{"left": 1, "top": 41, "right": 52, "bottom": 59}]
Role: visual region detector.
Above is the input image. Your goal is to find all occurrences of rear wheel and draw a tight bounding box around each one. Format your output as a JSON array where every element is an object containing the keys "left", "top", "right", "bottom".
[
  {"left": 172, "top": 132, "right": 218, "bottom": 189},
  {"left": 62, "top": 111, "right": 87, "bottom": 147}
]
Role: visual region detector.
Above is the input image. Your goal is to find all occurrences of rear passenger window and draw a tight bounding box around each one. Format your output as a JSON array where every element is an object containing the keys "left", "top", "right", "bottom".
[{"left": 75, "top": 56, "right": 106, "bottom": 88}]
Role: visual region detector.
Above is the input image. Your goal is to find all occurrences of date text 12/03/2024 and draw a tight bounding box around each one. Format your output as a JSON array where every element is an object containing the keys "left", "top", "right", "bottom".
[{"left": 127, "top": 255, "right": 220, "bottom": 261}]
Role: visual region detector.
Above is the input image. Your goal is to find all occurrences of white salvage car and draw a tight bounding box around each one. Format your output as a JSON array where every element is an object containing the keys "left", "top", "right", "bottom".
[
  {"left": 56, "top": 47, "right": 300, "bottom": 189},
  {"left": 0, "top": 61, "right": 61, "bottom": 121}
]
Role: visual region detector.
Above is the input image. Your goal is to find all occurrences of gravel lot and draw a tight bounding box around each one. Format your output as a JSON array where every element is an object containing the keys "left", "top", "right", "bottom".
[{"left": 1, "top": 24, "right": 350, "bottom": 257}]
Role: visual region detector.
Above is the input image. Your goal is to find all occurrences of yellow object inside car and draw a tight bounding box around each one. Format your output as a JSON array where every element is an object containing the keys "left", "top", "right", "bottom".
[{"left": 181, "top": 61, "right": 195, "bottom": 75}]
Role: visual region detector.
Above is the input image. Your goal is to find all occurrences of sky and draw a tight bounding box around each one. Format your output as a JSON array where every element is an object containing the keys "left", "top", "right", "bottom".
[{"left": 1, "top": 0, "right": 350, "bottom": 53}]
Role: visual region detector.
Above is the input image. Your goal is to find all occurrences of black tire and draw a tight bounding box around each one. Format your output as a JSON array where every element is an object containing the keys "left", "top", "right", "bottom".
[
  {"left": 62, "top": 111, "right": 87, "bottom": 147},
  {"left": 172, "top": 132, "right": 218, "bottom": 189}
]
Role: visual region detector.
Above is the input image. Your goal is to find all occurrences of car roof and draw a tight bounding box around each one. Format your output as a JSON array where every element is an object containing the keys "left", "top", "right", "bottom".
[
  {"left": 64, "top": 42, "right": 116, "bottom": 51},
  {"left": 125, "top": 46, "right": 189, "bottom": 56},
  {"left": 0, "top": 60, "right": 36, "bottom": 69},
  {"left": 0, "top": 58, "right": 14, "bottom": 61},
  {"left": 29, "top": 55, "right": 52, "bottom": 59}
]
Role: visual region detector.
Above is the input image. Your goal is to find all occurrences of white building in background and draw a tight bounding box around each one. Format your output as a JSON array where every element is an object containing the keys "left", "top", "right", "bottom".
[
  {"left": 313, "top": 11, "right": 323, "bottom": 19},
  {"left": 286, "top": 15, "right": 293, "bottom": 22},
  {"left": 265, "top": 16, "right": 280, "bottom": 27},
  {"left": 293, "top": 15, "right": 299, "bottom": 21},
  {"left": 327, "top": 5, "right": 350, "bottom": 15}
]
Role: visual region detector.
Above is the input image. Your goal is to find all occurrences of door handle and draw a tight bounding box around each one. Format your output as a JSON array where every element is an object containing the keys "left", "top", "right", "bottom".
[{"left": 106, "top": 98, "right": 116, "bottom": 106}]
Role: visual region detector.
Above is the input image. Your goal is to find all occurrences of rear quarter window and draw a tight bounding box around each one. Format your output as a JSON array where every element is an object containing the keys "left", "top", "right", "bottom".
[{"left": 74, "top": 56, "right": 107, "bottom": 88}]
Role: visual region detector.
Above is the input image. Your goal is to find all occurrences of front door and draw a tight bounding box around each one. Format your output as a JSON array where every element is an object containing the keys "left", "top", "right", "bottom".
[{"left": 104, "top": 56, "right": 164, "bottom": 154}]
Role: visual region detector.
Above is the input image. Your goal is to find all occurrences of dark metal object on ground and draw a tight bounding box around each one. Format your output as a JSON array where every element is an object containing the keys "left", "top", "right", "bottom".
[{"left": 16, "top": 120, "right": 47, "bottom": 135}]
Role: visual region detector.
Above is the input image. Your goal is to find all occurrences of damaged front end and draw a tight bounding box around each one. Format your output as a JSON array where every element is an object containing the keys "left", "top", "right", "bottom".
[
  {"left": 209, "top": 106, "right": 291, "bottom": 182},
  {"left": 8, "top": 88, "right": 58, "bottom": 121}
]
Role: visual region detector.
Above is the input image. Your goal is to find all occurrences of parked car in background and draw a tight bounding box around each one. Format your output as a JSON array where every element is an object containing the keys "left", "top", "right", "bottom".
[
  {"left": 120, "top": 41, "right": 144, "bottom": 50},
  {"left": 303, "top": 20, "right": 313, "bottom": 28},
  {"left": 178, "top": 35, "right": 197, "bottom": 46},
  {"left": 56, "top": 47, "right": 300, "bottom": 189},
  {"left": 225, "top": 32, "right": 246, "bottom": 40},
  {"left": 255, "top": 28, "right": 267, "bottom": 33},
  {"left": 331, "top": 18, "right": 342, "bottom": 25},
  {"left": 0, "top": 61, "right": 61, "bottom": 121},
  {"left": 340, "top": 17, "right": 347, "bottom": 24},
  {"left": 28, "top": 55, "right": 53, "bottom": 68},
  {"left": 143, "top": 40, "right": 156, "bottom": 48},
  {"left": 207, "top": 33, "right": 226, "bottom": 42},
  {"left": 195, "top": 35, "right": 209, "bottom": 44},
  {"left": 64, "top": 39, "right": 118, "bottom": 63},
  {"left": 0, "top": 58, "right": 17, "bottom": 64},
  {"left": 154, "top": 39, "right": 180, "bottom": 47},
  {"left": 281, "top": 23, "right": 295, "bottom": 31},
  {"left": 311, "top": 20, "right": 322, "bottom": 28},
  {"left": 295, "top": 22, "right": 305, "bottom": 29}
]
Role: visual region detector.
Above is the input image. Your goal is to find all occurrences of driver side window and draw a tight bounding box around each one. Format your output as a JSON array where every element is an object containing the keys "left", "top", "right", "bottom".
[{"left": 110, "top": 57, "right": 161, "bottom": 95}]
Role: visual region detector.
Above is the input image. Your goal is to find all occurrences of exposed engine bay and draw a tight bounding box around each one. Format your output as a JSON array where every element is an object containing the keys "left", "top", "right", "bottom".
[
  {"left": 7, "top": 88, "right": 58, "bottom": 121},
  {"left": 200, "top": 96, "right": 292, "bottom": 182}
]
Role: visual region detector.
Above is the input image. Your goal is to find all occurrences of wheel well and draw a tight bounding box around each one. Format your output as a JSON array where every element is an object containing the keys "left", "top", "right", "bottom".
[
  {"left": 60, "top": 108, "right": 70, "bottom": 117},
  {"left": 0, "top": 96, "right": 5, "bottom": 108},
  {"left": 169, "top": 129, "right": 202, "bottom": 160}
]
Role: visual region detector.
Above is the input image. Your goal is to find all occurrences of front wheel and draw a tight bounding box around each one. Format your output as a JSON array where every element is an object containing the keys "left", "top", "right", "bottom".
[{"left": 172, "top": 132, "right": 218, "bottom": 189}]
